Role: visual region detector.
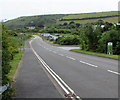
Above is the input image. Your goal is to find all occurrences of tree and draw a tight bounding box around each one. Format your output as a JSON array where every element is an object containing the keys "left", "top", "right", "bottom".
[
  {"left": 55, "top": 36, "right": 80, "bottom": 45},
  {"left": 63, "top": 22, "right": 68, "bottom": 26},
  {"left": 69, "top": 21, "right": 75, "bottom": 25},
  {"left": 76, "top": 23, "right": 80, "bottom": 28},
  {"left": 98, "top": 30, "right": 120, "bottom": 54},
  {"left": 2, "top": 24, "right": 21, "bottom": 100},
  {"left": 103, "top": 22, "right": 113, "bottom": 32},
  {"left": 80, "top": 24, "right": 103, "bottom": 51},
  {"left": 80, "top": 24, "right": 94, "bottom": 50},
  {"left": 94, "top": 20, "right": 104, "bottom": 25},
  {"left": 93, "top": 26, "right": 103, "bottom": 50},
  {"left": 2, "top": 24, "right": 13, "bottom": 100}
]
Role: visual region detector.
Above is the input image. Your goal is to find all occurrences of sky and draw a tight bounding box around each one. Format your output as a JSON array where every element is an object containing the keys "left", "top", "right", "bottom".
[{"left": 0, "top": 0, "right": 119, "bottom": 21}]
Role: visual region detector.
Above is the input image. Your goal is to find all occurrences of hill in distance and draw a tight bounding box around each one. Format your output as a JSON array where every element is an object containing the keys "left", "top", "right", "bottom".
[
  {"left": 5, "top": 14, "right": 66, "bottom": 29},
  {"left": 5, "top": 11, "right": 119, "bottom": 29}
]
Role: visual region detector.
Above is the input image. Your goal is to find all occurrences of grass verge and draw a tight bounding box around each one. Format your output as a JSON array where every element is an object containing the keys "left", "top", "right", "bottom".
[
  {"left": 71, "top": 49, "right": 118, "bottom": 59},
  {"left": 8, "top": 36, "right": 33, "bottom": 81},
  {"left": 7, "top": 50, "right": 24, "bottom": 82}
]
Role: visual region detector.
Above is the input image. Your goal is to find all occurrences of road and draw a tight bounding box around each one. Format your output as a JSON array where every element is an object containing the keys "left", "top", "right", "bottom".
[
  {"left": 13, "top": 39, "right": 61, "bottom": 98},
  {"left": 15, "top": 35, "right": 119, "bottom": 99}
]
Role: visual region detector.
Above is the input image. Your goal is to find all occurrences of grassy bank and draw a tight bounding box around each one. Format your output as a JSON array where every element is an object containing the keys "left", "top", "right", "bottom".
[
  {"left": 7, "top": 50, "right": 24, "bottom": 82},
  {"left": 71, "top": 49, "right": 118, "bottom": 59}
]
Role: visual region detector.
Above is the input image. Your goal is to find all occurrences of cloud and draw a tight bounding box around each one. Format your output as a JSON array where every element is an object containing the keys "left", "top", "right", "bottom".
[{"left": 0, "top": 0, "right": 119, "bottom": 20}]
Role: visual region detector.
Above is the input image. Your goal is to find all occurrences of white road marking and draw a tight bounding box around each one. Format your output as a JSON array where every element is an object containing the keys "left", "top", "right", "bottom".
[
  {"left": 53, "top": 51, "right": 57, "bottom": 54},
  {"left": 58, "top": 54, "right": 64, "bottom": 56},
  {"left": 66, "top": 56, "right": 76, "bottom": 60},
  {"left": 79, "top": 61, "right": 98, "bottom": 68},
  {"left": 107, "top": 70, "right": 120, "bottom": 75},
  {"left": 29, "top": 41, "right": 70, "bottom": 94},
  {"left": 29, "top": 40, "right": 81, "bottom": 99}
]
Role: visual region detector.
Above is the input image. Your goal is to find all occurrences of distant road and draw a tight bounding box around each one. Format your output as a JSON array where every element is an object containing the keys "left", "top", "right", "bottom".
[{"left": 15, "top": 35, "right": 119, "bottom": 99}]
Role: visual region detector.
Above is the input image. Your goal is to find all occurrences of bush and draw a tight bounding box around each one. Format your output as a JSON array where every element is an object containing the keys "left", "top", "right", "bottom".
[
  {"left": 55, "top": 36, "right": 80, "bottom": 45},
  {"left": 98, "top": 30, "right": 120, "bottom": 54}
]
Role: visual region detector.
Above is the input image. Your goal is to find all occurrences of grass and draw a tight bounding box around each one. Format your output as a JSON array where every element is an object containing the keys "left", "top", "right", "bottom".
[
  {"left": 7, "top": 50, "right": 24, "bottom": 82},
  {"left": 71, "top": 49, "right": 119, "bottom": 59},
  {"left": 6, "top": 35, "right": 32, "bottom": 82},
  {"left": 63, "top": 11, "right": 118, "bottom": 19},
  {"left": 58, "top": 17, "right": 118, "bottom": 24},
  {"left": 58, "top": 11, "right": 118, "bottom": 24}
]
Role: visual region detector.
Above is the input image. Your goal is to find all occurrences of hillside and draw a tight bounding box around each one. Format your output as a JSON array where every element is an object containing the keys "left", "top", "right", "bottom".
[
  {"left": 5, "top": 11, "right": 119, "bottom": 29},
  {"left": 58, "top": 11, "right": 119, "bottom": 24},
  {"left": 5, "top": 14, "right": 66, "bottom": 29},
  {"left": 62, "top": 11, "right": 118, "bottom": 19}
]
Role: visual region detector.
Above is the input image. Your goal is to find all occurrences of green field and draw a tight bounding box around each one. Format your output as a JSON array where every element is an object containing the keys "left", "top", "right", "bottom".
[
  {"left": 5, "top": 11, "right": 119, "bottom": 29},
  {"left": 58, "top": 17, "right": 118, "bottom": 24},
  {"left": 63, "top": 11, "right": 118, "bottom": 19},
  {"left": 58, "top": 11, "right": 119, "bottom": 24}
]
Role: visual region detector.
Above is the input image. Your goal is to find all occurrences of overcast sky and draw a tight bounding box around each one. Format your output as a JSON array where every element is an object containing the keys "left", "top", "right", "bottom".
[{"left": 0, "top": 0, "right": 119, "bottom": 21}]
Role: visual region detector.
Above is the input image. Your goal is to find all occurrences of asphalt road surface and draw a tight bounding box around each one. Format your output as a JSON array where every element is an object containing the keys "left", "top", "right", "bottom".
[
  {"left": 14, "top": 35, "right": 119, "bottom": 99},
  {"left": 13, "top": 40, "right": 61, "bottom": 98}
]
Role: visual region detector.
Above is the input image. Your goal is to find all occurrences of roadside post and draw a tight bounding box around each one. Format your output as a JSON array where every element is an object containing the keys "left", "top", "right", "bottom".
[{"left": 107, "top": 42, "right": 113, "bottom": 55}]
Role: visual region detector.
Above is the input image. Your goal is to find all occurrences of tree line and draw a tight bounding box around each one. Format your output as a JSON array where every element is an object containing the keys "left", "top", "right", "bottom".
[
  {"left": 2, "top": 24, "right": 31, "bottom": 100},
  {"left": 41, "top": 20, "right": 120, "bottom": 55}
]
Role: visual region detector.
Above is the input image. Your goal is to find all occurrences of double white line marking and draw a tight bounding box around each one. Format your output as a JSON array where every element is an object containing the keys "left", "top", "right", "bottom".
[{"left": 29, "top": 40, "right": 81, "bottom": 100}]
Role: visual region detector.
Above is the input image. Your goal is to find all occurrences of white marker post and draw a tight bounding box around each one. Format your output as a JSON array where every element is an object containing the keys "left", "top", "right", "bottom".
[{"left": 107, "top": 42, "right": 113, "bottom": 55}]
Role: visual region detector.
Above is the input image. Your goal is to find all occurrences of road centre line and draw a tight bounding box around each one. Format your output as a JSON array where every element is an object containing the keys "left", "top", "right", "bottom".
[
  {"left": 53, "top": 51, "right": 57, "bottom": 54},
  {"left": 36, "top": 37, "right": 97, "bottom": 68},
  {"left": 107, "top": 70, "right": 120, "bottom": 75},
  {"left": 79, "top": 61, "right": 98, "bottom": 68},
  {"left": 66, "top": 56, "right": 76, "bottom": 60},
  {"left": 58, "top": 54, "right": 64, "bottom": 56}
]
